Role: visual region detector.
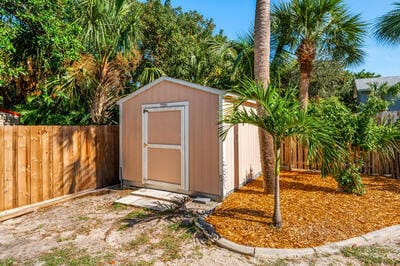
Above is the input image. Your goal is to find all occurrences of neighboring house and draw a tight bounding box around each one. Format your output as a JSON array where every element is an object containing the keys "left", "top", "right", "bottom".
[
  {"left": 355, "top": 76, "right": 400, "bottom": 112},
  {"left": 0, "top": 109, "right": 21, "bottom": 125}
]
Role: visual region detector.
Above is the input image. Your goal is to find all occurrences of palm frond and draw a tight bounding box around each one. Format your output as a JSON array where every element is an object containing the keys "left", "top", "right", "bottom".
[
  {"left": 221, "top": 79, "right": 346, "bottom": 177},
  {"left": 374, "top": 2, "right": 400, "bottom": 45}
]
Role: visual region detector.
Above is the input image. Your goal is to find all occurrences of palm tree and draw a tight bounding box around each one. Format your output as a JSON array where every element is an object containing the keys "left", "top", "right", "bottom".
[
  {"left": 254, "top": 0, "right": 275, "bottom": 194},
  {"left": 272, "top": 0, "right": 366, "bottom": 109},
  {"left": 221, "top": 80, "right": 344, "bottom": 228},
  {"left": 64, "top": 0, "right": 142, "bottom": 124},
  {"left": 374, "top": 2, "right": 400, "bottom": 45},
  {"left": 211, "top": 31, "right": 254, "bottom": 82}
]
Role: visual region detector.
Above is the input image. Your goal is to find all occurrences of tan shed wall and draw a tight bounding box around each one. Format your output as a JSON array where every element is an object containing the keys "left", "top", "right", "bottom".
[
  {"left": 121, "top": 80, "right": 220, "bottom": 196},
  {"left": 222, "top": 103, "right": 261, "bottom": 196},
  {"left": 222, "top": 126, "right": 235, "bottom": 195},
  {"left": 237, "top": 122, "right": 261, "bottom": 183}
]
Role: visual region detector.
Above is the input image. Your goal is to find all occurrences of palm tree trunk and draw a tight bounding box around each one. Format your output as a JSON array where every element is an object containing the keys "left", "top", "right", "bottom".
[
  {"left": 299, "top": 60, "right": 312, "bottom": 110},
  {"left": 296, "top": 39, "right": 316, "bottom": 110},
  {"left": 272, "top": 139, "right": 282, "bottom": 228},
  {"left": 254, "top": 0, "right": 275, "bottom": 194}
]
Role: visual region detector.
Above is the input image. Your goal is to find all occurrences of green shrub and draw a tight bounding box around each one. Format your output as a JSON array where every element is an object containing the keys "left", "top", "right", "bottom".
[{"left": 335, "top": 163, "right": 365, "bottom": 195}]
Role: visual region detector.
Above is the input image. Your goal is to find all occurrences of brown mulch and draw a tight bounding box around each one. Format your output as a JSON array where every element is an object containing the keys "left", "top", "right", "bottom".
[{"left": 206, "top": 170, "right": 400, "bottom": 248}]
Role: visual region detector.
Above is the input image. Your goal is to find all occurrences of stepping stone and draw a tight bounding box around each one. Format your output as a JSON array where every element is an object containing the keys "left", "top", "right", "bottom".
[
  {"left": 131, "top": 188, "right": 189, "bottom": 202},
  {"left": 114, "top": 195, "right": 177, "bottom": 212},
  {"left": 192, "top": 197, "right": 211, "bottom": 204}
]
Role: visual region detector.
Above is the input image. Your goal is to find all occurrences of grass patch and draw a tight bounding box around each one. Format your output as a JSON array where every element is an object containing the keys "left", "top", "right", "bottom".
[
  {"left": 123, "top": 210, "right": 151, "bottom": 220},
  {"left": 156, "top": 234, "right": 182, "bottom": 262},
  {"left": 124, "top": 233, "right": 150, "bottom": 250},
  {"left": 118, "top": 210, "right": 152, "bottom": 231},
  {"left": 112, "top": 203, "right": 127, "bottom": 211},
  {"left": 190, "top": 245, "right": 203, "bottom": 259},
  {"left": 36, "top": 223, "right": 45, "bottom": 230},
  {"left": 78, "top": 216, "right": 89, "bottom": 221},
  {"left": 118, "top": 223, "right": 130, "bottom": 231},
  {"left": 260, "top": 259, "right": 289, "bottom": 266},
  {"left": 134, "top": 259, "right": 155, "bottom": 266},
  {"left": 154, "top": 220, "right": 198, "bottom": 262},
  {"left": 38, "top": 247, "right": 110, "bottom": 266},
  {"left": 0, "top": 257, "right": 16, "bottom": 266},
  {"left": 341, "top": 246, "right": 400, "bottom": 265},
  {"left": 56, "top": 234, "right": 77, "bottom": 242},
  {"left": 167, "top": 219, "right": 198, "bottom": 239}
]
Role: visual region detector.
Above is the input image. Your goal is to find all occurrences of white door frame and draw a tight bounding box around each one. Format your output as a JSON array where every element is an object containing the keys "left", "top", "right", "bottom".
[{"left": 142, "top": 102, "right": 189, "bottom": 191}]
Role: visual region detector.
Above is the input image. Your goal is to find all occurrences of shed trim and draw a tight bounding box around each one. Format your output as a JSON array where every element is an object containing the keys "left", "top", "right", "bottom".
[
  {"left": 218, "top": 94, "right": 224, "bottom": 198},
  {"left": 117, "top": 77, "right": 226, "bottom": 104},
  {"left": 141, "top": 102, "right": 189, "bottom": 191},
  {"left": 119, "top": 103, "right": 123, "bottom": 185}
]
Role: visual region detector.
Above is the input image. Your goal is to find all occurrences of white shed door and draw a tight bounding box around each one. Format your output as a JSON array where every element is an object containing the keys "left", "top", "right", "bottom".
[{"left": 142, "top": 103, "right": 188, "bottom": 190}]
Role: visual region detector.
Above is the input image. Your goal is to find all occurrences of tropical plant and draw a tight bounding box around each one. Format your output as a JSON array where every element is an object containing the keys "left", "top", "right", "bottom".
[
  {"left": 0, "top": 0, "right": 82, "bottom": 108},
  {"left": 271, "top": 0, "right": 366, "bottom": 109},
  {"left": 14, "top": 83, "right": 90, "bottom": 125},
  {"left": 310, "top": 83, "right": 400, "bottom": 194},
  {"left": 254, "top": 0, "right": 276, "bottom": 194},
  {"left": 135, "top": 0, "right": 228, "bottom": 89},
  {"left": 374, "top": 2, "right": 400, "bottom": 45},
  {"left": 64, "top": 0, "right": 142, "bottom": 124},
  {"left": 221, "top": 80, "right": 344, "bottom": 228},
  {"left": 211, "top": 31, "right": 255, "bottom": 82}
]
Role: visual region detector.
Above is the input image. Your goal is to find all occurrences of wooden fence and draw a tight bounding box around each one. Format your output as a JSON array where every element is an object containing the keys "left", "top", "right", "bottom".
[
  {"left": 280, "top": 138, "right": 400, "bottom": 178},
  {"left": 0, "top": 126, "right": 119, "bottom": 212}
]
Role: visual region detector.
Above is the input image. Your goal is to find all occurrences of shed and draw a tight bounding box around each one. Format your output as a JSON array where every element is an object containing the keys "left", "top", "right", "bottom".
[{"left": 118, "top": 77, "right": 261, "bottom": 200}]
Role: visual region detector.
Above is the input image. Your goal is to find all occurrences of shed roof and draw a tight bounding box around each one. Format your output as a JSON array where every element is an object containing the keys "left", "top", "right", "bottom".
[
  {"left": 355, "top": 76, "right": 400, "bottom": 92},
  {"left": 117, "top": 77, "right": 226, "bottom": 104}
]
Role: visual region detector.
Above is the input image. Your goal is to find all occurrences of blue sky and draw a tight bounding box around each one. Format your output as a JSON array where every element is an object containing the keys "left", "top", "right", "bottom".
[{"left": 168, "top": 0, "right": 400, "bottom": 76}]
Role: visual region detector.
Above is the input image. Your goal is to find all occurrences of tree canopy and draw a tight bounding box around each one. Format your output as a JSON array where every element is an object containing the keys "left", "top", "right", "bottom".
[
  {"left": 1, "top": 0, "right": 228, "bottom": 124},
  {"left": 271, "top": 0, "right": 367, "bottom": 109}
]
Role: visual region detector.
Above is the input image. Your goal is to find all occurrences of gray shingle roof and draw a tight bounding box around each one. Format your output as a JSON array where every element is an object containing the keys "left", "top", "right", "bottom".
[{"left": 355, "top": 76, "right": 400, "bottom": 92}]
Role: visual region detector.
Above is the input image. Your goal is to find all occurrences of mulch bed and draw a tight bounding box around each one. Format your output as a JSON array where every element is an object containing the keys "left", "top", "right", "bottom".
[{"left": 206, "top": 170, "right": 400, "bottom": 248}]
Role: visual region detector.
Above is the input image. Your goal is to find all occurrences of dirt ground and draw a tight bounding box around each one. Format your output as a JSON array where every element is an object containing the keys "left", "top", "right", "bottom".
[
  {"left": 207, "top": 170, "right": 400, "bottom": 248},
  {"left": 0, "top": 189, "right": 399, "bottom": 266}
]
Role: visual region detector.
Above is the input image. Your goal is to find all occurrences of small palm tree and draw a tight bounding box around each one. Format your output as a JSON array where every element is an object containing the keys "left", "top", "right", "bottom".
[
  {"left": 272, "top": 0, "right": 366, "bottom": 109},
  {"left": 374, "top": 2, "right": 400, "bottom": 45},
  {"left": 221, "top": 80, "right": 345, "bottom": 228}
]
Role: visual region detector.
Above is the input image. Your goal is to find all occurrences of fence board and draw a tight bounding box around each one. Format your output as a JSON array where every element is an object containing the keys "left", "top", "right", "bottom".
[
  {"left": 0, "top": 125, "right": 119, "bottom": 212},
  {"left": 30, "top": 127, "right": 42, "bottom": 204},
  {"left": 280, "top": 138, "right": 400, "bottom": 179},
  {"left": 52, "top": 126, "right": 63, "bottom": 198},
  {"left": 42, "top": 127, "right": 51, "bottom": 201},
  {"left": 0, "top": 127, "right": 4, "bottom": 211},
  {"left": 4, "top": 127, "right": 14, "bottom": 210},
  {"left": 17, "top": 127, "right": 28, "bottom": 206}
]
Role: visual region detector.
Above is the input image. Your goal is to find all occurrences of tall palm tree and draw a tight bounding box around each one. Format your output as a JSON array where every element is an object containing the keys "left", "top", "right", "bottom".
[
  {"left": 374, "top": 2, "right": 400, "bottom": 45},
  {"left": 254, "top": 0, "right": 275, "bottom": 194},
  {"left": 272, "top": 0, "right": 366, "bottom": 109},
  {"left": 221, "top": 80, "right": 344, "bottom": 228},
  {"left": 65, "top": 0, "right": 142, "bottom": 124}
]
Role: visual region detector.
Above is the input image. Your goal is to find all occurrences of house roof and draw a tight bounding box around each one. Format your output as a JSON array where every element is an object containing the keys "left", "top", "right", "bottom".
[
  {"left": 0, "top": 109, "right": 21, "bottom": 117},
  {"left": 117, "top": 77, "right": 226, "bottom": 104},
  {"left": 355, "top": 76, "right": 400, "bottom": 92}
]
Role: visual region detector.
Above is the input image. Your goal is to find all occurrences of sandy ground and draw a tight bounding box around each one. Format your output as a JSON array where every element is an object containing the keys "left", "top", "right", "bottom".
[{"left": 0, "top": 189, "right": 399, "bottom": 265}]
